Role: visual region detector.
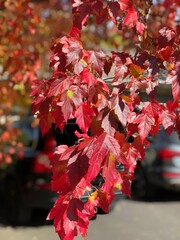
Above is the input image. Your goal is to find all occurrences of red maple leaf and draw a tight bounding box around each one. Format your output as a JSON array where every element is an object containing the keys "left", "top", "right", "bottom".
[
  {"left": 118, "top": 170, "right": 133, "bottom": 197},
  {"left": 107, "top": 2, "right": 120, "bottom": 22},
  {"left": 111, "top": 95, "right": 130, "bottom": 127},
  {"left": 50, "top": 145, "right": 75, "bottom": 194},
  {"left": 101, "top": 111, "right": 118, "bottom": 136},
  {"left": 166, "top": 69, "right": 180, "bottom": 102},
  {"left": 101, "top": 153, "right": 119, "bottom": 193},
  {"left": 60, "top": 85, "right": 84, "bottom": 121},
  {"left": 120, "top": 143, "right": 140, "bottom": 173},
  {"left": 87, "top": 189, "right": 114, "bottom": 214},
  {"left": 72, "top": 1, "right": 92, "bottom": 28},
  {"left": 48, "top": 75, "right": 68, "bottom": 97},
  {"left": 74, "top": 102, "right": 95, "bottom": 133},
  {"left": 124, "top": 8, "right": 138, "bottom": 28},
  {"left": 60, "top": 37, "right": 83, "bottom": 66},
  {"left": 86, "top": 50, "right": 105, "bottom": 76},
  {"left": 47, "top": 196, "right": 89, "bottom": 240},
  {"left": 136, "top": 21, "right": 145, "bottom": 34},
  {"left": 134, "top": 113, "right": 155, "bottom": 143},
  {"left": 30, "top": 79, "right": 46, "bottom": 97},
  {"left": 67, "top": 149, "right": 89, "bottom": 190},
  {"left": 118, "top": 0, "right": 132, "bottom": 11},
  {"left": 86, "top": 133, "right": 120, "bottom": 183},
  {"left": 52, "top": 106, "right": 65, "bottom": 132},
  {"left": 81, "top": 68, "right": 96, "bottom": 87},
  {"left": 159, "top": 109, "right": 176, "bottom": 131},
  {"left": 113, "top": 52, "right": 132, "bottom": 80},
  {"left": 158, "top": 27, "right": 176, "bottom": 49}
]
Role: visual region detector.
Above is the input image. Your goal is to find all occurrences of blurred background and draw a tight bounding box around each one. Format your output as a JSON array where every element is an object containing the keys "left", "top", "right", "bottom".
[{"left": 0, "top": 0, "right": 180, "bottom": 239}]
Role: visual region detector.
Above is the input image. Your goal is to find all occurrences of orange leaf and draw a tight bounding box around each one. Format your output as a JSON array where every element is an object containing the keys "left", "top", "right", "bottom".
[{"left": 129, "top": 63, "right": 145, "bottom": 78}]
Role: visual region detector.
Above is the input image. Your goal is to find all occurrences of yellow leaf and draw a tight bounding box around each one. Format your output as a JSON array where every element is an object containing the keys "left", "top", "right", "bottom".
[
  {"left": 89, "top": 190, "right": 98, "bottom": 202},
  {"left": 120, "top": 94, "right": 132, "bottom": 103},
  {"left": 67, "top": 90, "right": 74, "bottom": 98},
  {"left": 113, "top": 182, "right": 122, "bottom": 191},
  {"left": 129, "top": 63, "right": 145, "bottom": 78}
]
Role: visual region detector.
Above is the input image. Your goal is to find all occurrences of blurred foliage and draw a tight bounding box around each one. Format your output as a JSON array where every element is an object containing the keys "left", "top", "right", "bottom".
[{"left": 0, "top": 0, "right": 179, "bottom": 167}]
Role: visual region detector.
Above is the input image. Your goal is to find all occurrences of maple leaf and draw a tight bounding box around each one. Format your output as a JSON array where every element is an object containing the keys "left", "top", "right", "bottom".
[
  {"left": 50, "top": 40, "right": 67, "bottom": 72},
  {"left": 158, "top": 27, "right": 176, "bottom": 49},
  {"left": 70, "top": 26, "right": 81, "bottom": 39},
  {"left": 136, "top": 21, "right": 145, "bottom": 34},
  {"left": 74, "top": 102, "right": 95, "bottom": 133},
  {"left": 88, "top": 189, "right": 114, "bottom": 213},
  {"left": 51, "top": 144, "right": 89, "bottom": 194},
  {"left": 111, "top": 95, "right": 130, "bottom": 127},
  {"left": 101, "top": 111, "right": 118, "bottom": 136},
  {"left": 104, "top": 57, "right": 113, "bottom": 75},
  {"left": 118, "top": 170, "right": 133, "bottom": 197},
  {"left": 114, "top": 63, "right": 128, "bottom": 81},
  {"left": 134, "top": 113, "right": 155, "bottom": 143},
  {"left": 30, "top": 79, "right": 46, "bottom": 97},
  {"left": 132, "top": 135, "right": 146, "bottom": 160},
  {"left": 81, "top": 68, "right": 96, "bottom": 87},
  {"left": 113, "top": 52, "right": 132, "bottom": 80},
  {"left": 61, "top": 97, "right": 74, "bottom": 121},
  {"left": 108, "top": 2, "right": 120, "bottom": 23},
  {"left": 145, "top": 77, "right": 158, "bottom": 96},
  {"left": 143, "top": 100, "right": 161, "bottom": 121},
  {"left": 86, "top": 50, "right": 105, "bottom": 76},
  {"left": 166, "top": 69, "right": 180, "bottom": 101},
  {"left": 118, "top": 0, "right": 132, "bottom": 11},
  {"left": 135, "top": 52, "right": 159, "bottom": 77},
  {"left": 129, "top": 63, "right": 145, "bottom": 78},
  {"left": 60, "top": 86, "right": 83, "bottom": 121},
  {"left": 88, "top": 80, "right": 109, "bottom": 109},
  {"left": 86, "top": 133, "right": 120, "bottom": 183},
  {"left": 27, "top": 2, "right": 180, "bottom": 240},
  {"left": 159, "top": 109, "right": 176, "bottom": 131},
  {"left": 90, "top": 117, "right": 104, "bottom": 136},
  {"left": 124, "top": 8, "right": 138, "bottom": 28},
  {"left": 67, "top": 149, "right": 89, "bottom": 190},
  {"left": 158, "top": 46, "right": 171, "bottom": 61},
  {"left": 48, "top": 75, "right": 68, "bottom": 97},
  {"left": 119, "top": 143, "right": 140, "bottom": 173},
  {"left": 48, "top": 196, "right": 89, "bottom": 240},
  {"left": 50, "top": 145, "right": 75, "bottom": 194},
  {"left": 74, "top": 60, "right": 86, "bottom": 75},
  {"left": 52, "top": 106, "right": 65, "bottom": 132},
  {"left": 61, "top": 37, "right": 83, "bottom": 66},
  {"left": 101, "top": 152, "right": 119, "bottom": 193},
  {"left": 38, "top": 98, "right": 53, "bottom": 135}
]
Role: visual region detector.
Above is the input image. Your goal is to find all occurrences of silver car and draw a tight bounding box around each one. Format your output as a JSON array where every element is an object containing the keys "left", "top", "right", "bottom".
[{"left": 132, "top": 127, "right": 180, "bottom": 200}]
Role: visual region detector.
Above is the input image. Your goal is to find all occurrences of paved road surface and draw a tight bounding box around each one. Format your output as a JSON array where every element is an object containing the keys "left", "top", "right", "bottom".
[{"left": 0, "top": 193, "right": 180, "bottom": 240}]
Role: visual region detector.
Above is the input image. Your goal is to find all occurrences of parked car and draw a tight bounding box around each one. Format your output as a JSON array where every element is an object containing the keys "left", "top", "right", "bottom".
[
  {"left": 132, "top": 127, "right": 180, "bottom": 200},
  {"left": 0, "top": 117, "right": 123, "bottom": 224},
  {"left": 0, "top": 116, "right": 57, "bottom": 225}
]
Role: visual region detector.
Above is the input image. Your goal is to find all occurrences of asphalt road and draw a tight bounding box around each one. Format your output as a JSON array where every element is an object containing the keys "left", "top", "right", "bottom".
[{"left": 0, "top": 192, "right": 180, "bottom": 240}]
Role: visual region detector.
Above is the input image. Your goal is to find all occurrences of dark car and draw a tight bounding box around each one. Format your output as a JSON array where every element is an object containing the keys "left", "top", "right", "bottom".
[
  {"left": 0, "top": 117, "right": 123, "bottom": 224},
  {"left": 132, "top": 127, "right": 180, "bottom": 200},
  {"left": 0, "top": 116, "right": 57, "bottom": 225}
]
